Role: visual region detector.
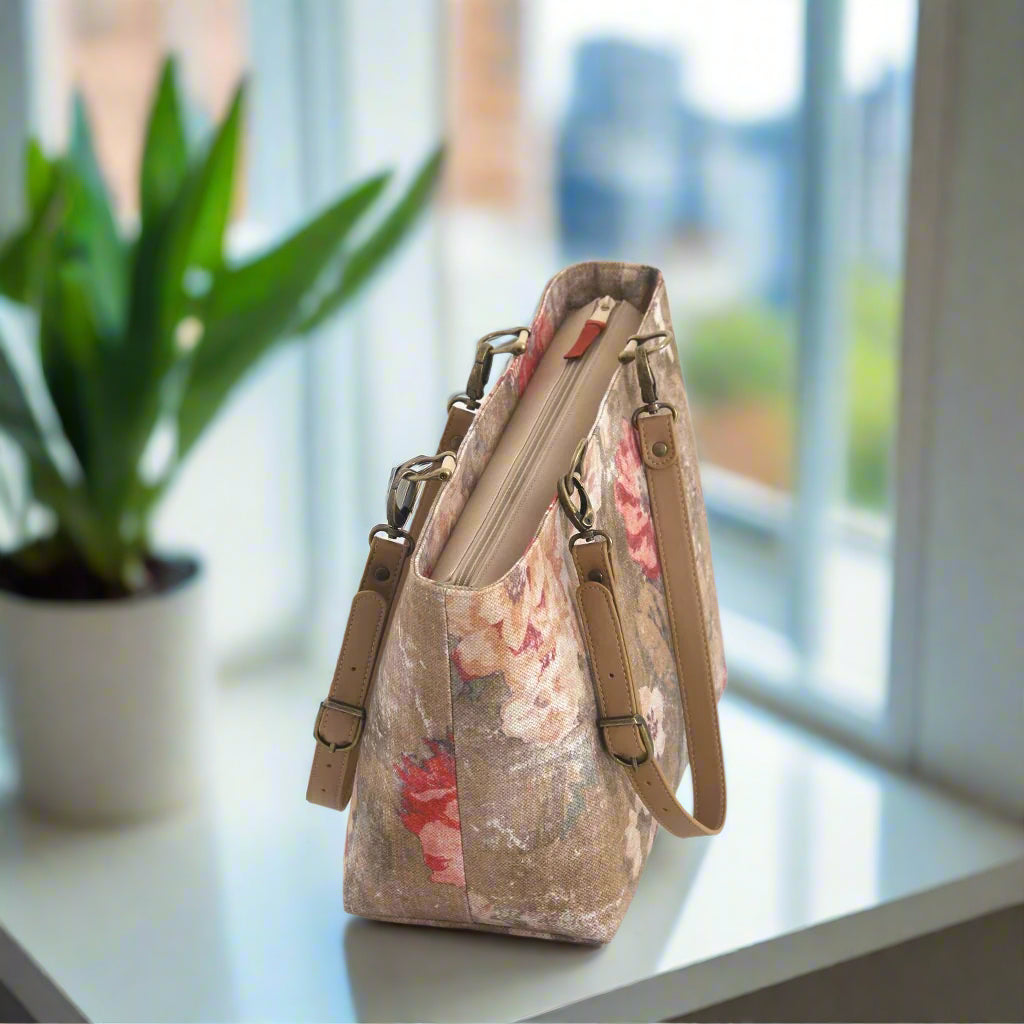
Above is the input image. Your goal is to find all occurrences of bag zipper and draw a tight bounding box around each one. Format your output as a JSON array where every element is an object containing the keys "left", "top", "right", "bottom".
[{"left": 446, "top": 296, "right": 617, "bottom": 586}]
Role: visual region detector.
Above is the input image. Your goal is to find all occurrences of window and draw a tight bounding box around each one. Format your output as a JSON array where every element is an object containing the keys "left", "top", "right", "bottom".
[
  {"left": 441, "top": 0, "right": 917, "bottom": 753},
  {"left": 5, "top": 1, "right": 1017, "bottom": 810}
]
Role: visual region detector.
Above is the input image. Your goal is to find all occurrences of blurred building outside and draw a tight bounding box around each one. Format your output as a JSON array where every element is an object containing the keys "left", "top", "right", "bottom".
[{"left": 32, "top": 0, "right": 915, "bottom": 711}]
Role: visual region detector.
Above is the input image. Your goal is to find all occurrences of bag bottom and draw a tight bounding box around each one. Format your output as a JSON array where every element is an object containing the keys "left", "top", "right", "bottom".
[{"left": 347, "top": 908, "right": 606, "bottom": 946}]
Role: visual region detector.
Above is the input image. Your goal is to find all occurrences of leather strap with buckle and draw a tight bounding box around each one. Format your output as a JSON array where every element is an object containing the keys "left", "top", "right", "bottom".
[
  {"left": 306, "top": 404, "right": 472, "bottom": 811},
  {"left": 564, "top": 339, "right": 727, "bottom": 838},
  {"left": 314, "top": 699, "right": 365, "bottom": 752}
]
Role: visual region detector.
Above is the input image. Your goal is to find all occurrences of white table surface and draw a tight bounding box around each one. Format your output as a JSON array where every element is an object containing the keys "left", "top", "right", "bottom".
[{"left": 1, "top": 662, "right": 1022, "bottom": 1023}]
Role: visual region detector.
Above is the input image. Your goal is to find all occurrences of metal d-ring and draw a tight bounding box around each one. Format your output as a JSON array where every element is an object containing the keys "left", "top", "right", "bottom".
[
  {"left": 631, "top": 400, "right": 678, "bottom": 429},
  {"left": 368, "top": 523, "right": 413, "bottom": 548},
  {"left": 568, "top": 528, "right": 610, "bottom": 553}
]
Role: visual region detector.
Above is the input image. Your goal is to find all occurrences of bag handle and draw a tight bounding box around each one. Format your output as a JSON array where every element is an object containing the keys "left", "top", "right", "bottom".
[
  {"left": 566, "top": 397, "right": 727, "bottom": 837},
  {"left": 306, "top": 405, "right": 474, "bottom": 810},
  {"left": 307, "top": 326, "right": 529, "bottom": 811}
]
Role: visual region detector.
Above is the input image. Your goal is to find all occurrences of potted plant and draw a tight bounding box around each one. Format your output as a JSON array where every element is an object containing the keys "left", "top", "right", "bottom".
[{"left": 0, "top": 59, "right": 442, "bottom": 823}]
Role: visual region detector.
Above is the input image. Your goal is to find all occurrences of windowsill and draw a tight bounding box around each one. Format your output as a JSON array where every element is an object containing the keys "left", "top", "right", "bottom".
[{"left": 0, "top": 662, "right": 1022, "bottom": 1023}]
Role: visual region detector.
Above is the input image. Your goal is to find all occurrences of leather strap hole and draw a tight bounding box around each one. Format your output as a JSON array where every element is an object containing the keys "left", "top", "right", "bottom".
[
  {"left": 587, "top": 569, "right": 605, "bottom": 583},
  {"left": 373, "top": 565, "right": 391, "bottom": 582}
]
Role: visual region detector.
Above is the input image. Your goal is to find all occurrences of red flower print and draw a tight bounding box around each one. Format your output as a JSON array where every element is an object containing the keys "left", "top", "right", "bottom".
[
  {"left": 395, "top": 736, "right": 466, "bottom": 887},
  {"left": 614, "top": 420, "right": 661, "bottom": 580}
]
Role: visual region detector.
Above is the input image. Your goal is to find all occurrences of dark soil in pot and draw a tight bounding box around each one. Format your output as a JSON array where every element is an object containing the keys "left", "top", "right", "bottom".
[{"left": 0, "top": 553, "right": 199, "bottom": 602}]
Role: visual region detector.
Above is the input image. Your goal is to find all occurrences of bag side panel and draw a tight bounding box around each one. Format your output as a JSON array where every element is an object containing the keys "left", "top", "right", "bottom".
[
  {"left": 446, "top": 509, "right": 651, "bottom": 944},
  {"left": 343, "top": 571, "right": 472, "bottom": 927}
]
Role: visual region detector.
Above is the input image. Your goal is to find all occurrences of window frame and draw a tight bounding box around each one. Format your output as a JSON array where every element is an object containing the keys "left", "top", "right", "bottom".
[
  {"left": 3, "top": 0, "right": 1019, "bottom": 815},
  {"left": 726, "top": 0, "right": 1024, "bottom": 816},
  {"left": 685, "top": 0, "right": 913, "bottom": 766}
]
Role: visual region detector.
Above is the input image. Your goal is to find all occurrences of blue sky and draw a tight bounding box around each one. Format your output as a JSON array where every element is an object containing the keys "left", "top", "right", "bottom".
[{"left": 529, "top": 0, "right": 916, "bottom": 122}]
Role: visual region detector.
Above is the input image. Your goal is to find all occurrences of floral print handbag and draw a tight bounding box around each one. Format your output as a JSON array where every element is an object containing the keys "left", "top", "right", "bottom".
[{"left": 307, "top": 262, "right": 727, "bottom": 944}]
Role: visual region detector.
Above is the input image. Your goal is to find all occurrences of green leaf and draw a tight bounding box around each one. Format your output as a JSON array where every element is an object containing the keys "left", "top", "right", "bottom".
[
  {"left": 157, "top": 81, "right": 244, "bottom": 331},
  {"left": 0, "top": 169, "right": 65, "bottom": 305},
  {"left": 0, "top": 322, "right": 61, "bottom": 471},
  {"left": 67, "top": 95, "right": 126, "bottom": 330},
  {"left": 114, "top": 84, "right": 245, "bottom": 507},
  {"left": 0, "top": 319, "right": 123, "bottom": 583},
  {"left": 294, "top": 144, "right": 445, "bottom": 334},
  {"left": 39, "top": 262, "right": 107, "bottom": 480},
  {"left": 25, "top": 139, "right": 55, "bottom": 214},
  {"left": 175, "top": 171, "right": 391, "bottom": 457},
  {"left": 140, "top": 57, "right": 189, "bottom": 231}
]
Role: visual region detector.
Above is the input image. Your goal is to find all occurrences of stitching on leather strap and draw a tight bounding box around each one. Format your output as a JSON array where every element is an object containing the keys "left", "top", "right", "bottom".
[
  {"left": 667, "top": 451, "right": 726, "bottom": 805},
  {"left": 640, "top": 412, "right": 726, "bottom": 828},
  {"left": 576, "top": 585, "right": 611, "bottom": 714},
  {"left": 328, "top": 593, "right": 371, "bottom": 700},
  {"left": 567, "top": 408, "right": 726, "bottom": 837},
  {"left": 580, "top": 581, "right": 644, "bottom": 755},
  {"left": 355, "top": 598, "right": 388, "bottom": 706},
  {"left": 644, "top": 452, "right": 703, "bottom": 819}
]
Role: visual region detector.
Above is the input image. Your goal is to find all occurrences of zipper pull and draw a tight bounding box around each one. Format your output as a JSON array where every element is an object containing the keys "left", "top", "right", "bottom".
[{"left": 564, "top": 295, "right": 616, "bottom": 360}]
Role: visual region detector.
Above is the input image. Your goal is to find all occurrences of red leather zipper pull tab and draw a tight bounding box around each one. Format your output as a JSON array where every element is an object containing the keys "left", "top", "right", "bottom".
[{"left": 565, "top": 296, "right": 616, "bottom": 359}]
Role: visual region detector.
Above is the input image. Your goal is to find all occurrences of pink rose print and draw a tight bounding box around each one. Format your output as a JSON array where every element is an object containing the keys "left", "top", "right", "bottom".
[
  {"left": 450, "top": 528, "right": 582, "bottom": 745},
  {"left": 614, "top": 420, "right": 661, "bottom": 580},
  {"left": 395, "top": 736, "right": 466, "bottom": 887},
  {"left": 516, "top": 308, "right": 553, "bottom": 396}
]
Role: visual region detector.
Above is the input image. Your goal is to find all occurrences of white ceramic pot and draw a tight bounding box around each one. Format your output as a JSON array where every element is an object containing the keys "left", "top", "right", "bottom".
[{"left": 0, "top": 561, "right": 213, "bottom": 823}]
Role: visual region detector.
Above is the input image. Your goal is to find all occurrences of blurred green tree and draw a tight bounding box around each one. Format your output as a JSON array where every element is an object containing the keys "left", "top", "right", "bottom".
[{"left": 681, "top": 268, "right": 899, "bottom": 512}]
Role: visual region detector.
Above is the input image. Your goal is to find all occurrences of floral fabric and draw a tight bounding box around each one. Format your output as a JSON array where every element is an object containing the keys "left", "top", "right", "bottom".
[{"left": 342, "top": 262, "right": 726, "bottom": 943}]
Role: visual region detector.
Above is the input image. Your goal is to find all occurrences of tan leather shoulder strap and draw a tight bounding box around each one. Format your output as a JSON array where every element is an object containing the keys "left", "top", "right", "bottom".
[
  {"left": 571, "top": 408, "right": 726, "bottom": 837},
  {"left": 307, "top": 538, "right": 405, "bottom": 809},
  {"left": 306, "top": 405, "right": 474, "bottom": 811}
]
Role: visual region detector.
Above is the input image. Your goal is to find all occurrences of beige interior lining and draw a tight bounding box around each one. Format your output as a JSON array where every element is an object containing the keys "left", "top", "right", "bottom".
[{"left": 430, "top": 298, "right": 643, "bottom": 586}]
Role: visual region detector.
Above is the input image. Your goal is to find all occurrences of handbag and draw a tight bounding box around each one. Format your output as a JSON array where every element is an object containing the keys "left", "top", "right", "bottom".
[{"left": 307, "top": 262, "right": 727, "bottom": 944}]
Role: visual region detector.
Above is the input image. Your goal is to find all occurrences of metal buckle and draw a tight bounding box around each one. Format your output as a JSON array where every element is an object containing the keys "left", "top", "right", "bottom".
[
  {"left": 597, "top": 713, "right": 654, "bottom": 768},
  {"left": 462, "top": 327, "right": 530, "bottom": 407},
  {"left": 313, "top": 699, "right": 366, "bottom": 753},
  {"left": 385, "top": 452, "right": 457, "bottom": 529}
]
